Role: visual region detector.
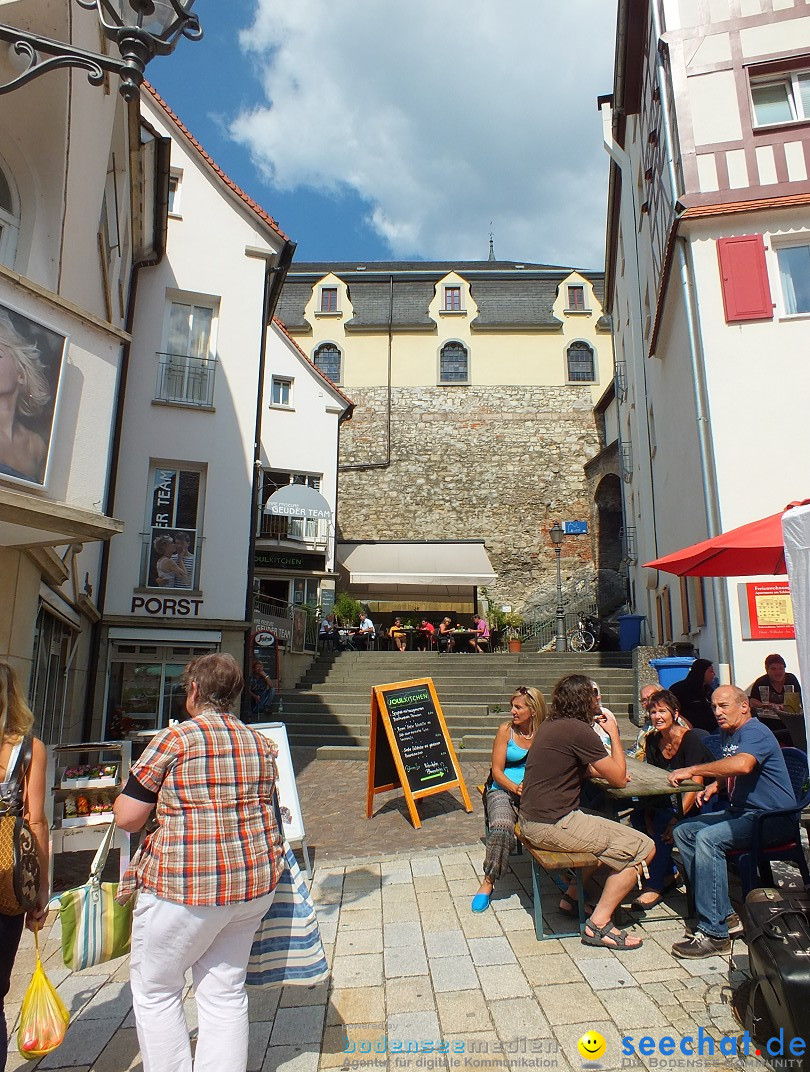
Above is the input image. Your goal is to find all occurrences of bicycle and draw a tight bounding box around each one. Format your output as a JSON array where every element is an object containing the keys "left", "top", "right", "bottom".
[{"left": 567, "top": 615, "right": 596, "bottom": 652}]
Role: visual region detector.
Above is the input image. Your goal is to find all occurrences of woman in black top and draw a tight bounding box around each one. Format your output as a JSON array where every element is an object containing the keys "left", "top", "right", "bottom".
[
  {"left": 629, "top": 689, "right": 712, "bottom": 909},
  {"left": 669, "top": 658, "right": 717, "bottom": 733}
]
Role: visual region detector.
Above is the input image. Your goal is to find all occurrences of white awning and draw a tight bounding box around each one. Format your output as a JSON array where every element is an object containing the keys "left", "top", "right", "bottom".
[
  {"left": 264, "top": 484, "right": 332, "bottom": 521},
  {"left": 337, "top": 541, "right": 496, "bottom": 587}
]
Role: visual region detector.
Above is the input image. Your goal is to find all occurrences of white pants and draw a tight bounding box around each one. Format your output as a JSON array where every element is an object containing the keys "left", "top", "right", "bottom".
[{"left": 130, "top": 890, "right": 275, "bottom": 1072}]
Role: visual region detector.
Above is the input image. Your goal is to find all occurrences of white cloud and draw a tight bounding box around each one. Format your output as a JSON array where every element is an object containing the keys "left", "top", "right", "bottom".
[{"left": 230, "top": 0, "right": 615, "bottom": 267}]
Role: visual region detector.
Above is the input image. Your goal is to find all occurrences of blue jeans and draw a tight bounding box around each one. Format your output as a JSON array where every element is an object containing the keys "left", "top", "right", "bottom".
[
  {"left": 630, "top": 807, "right": 677, "bottom": 892},
  {"left": 673, "top": 809, "right": 794, "bottom": 939}
]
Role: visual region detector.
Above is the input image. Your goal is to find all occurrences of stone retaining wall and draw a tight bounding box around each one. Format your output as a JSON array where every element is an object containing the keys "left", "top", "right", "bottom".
[{"left": 338, "top": 385, "right": 601, "bottom": 613}]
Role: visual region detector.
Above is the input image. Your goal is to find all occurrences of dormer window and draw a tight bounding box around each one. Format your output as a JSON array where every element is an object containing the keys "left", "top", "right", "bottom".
[
  {"left": 566, "top": 285, "right": 588, "bottom": 313},
  {"left": 320, "top": 287, "right": 338, "bottom": 313},
  {"left": 444, "top": 286, "right": 462, "bottom": 311}
]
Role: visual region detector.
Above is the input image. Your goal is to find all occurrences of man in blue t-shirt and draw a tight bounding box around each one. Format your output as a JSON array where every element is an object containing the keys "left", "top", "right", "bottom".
[{"left": 666, "top": 685, "right": 796, "bottom": 959}]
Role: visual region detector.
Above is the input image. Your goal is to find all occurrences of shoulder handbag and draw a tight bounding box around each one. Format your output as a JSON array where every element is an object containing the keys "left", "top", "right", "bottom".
[
  {"left": 246, "top": 790, "right": 328, "bottom": 987},
  {"left": 59, "top": 820, "right": 135, "bottom": 970},
  {"left": 246, "top": 841, "right": 330, "bottom": 987},
  {"left": 0, "top": 736, "right": 41, "bottom": 916}
]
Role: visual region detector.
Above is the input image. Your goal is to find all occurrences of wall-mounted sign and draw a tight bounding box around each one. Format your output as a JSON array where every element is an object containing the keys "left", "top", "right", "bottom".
[
  {"left": 254, "top": 549, "right": 325, "bottom": 572},
  {"left": 253, "top": 611, "right": 292, "bottom": 644},
  {"left": 264, "top": 483, "right": 332, "bottom": 521},
  {"left": 366, "top": 677, "right": 471, "bottom": 829},
  {"left": 564, "top": 520, "right": 589, "bottom": 535},
  {"left": 131, "top": 595, "right": 204, "bottom": 616},
  {"left": 739, "top": 581, "right": 795, "bottom": 640}
]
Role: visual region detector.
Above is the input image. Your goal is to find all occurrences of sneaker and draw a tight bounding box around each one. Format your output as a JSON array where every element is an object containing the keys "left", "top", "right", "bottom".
[{"left": 672, "top": 930, "right": 732, "bottom": 959}]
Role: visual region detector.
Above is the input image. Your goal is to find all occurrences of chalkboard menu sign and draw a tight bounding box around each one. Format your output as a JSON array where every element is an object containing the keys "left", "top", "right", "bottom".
[{"left": 366, "top": 677, "right": 472, "bottom": 829}]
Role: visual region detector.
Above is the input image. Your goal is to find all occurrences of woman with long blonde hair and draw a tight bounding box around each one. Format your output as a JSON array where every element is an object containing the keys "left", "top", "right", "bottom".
[
  {"left": 0, "top": 662, "right": 49, "bottom": 1072},
  {"left": 471, "top": 686, "right": 547, "bottom": 912},
  {"left": 0, "top": 313, "right": 51, "bottom": 484}
]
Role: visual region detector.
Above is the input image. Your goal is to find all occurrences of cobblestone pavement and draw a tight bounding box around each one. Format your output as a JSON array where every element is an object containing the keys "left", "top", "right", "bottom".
[{"left": 7, "top": 754, "right": 785, "bottom": 1072}]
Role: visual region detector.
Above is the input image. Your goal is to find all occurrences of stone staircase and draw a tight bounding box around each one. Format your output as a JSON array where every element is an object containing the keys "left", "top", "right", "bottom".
[{"left": 278, "top": 650, "right": 638, "bottom": 760}]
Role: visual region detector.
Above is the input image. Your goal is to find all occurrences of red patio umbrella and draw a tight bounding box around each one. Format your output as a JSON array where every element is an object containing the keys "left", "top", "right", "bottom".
[{"left": 643, "top": 501, "right": 810, "bottom": 577}]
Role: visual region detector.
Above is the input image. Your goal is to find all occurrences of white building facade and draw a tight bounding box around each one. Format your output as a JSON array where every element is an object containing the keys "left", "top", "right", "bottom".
[
  {"left": 254, "top": 319, "right": 352, "bottom": 634},
  {"left": 604, "top": 0, "right": 810, "bottom": 686},
  {"left": 0, "top": 3, "right": 171, "bottom": 741},
  {"left": 97, "top": 88, "right": 295, "bottom": 736}
]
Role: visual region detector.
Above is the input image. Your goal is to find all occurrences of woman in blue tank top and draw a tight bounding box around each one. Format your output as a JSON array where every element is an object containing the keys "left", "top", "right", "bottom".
[{"left": 471, "top": 686, "right": 547, "bottom": 912}]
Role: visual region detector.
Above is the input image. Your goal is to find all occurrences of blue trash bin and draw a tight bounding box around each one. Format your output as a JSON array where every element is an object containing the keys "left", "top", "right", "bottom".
[
  {"left": 617, "top": 614, "right": 646, "bottom": 651},
  {"left": 650, "top": 656, "right": 695, "bottom": 690}
]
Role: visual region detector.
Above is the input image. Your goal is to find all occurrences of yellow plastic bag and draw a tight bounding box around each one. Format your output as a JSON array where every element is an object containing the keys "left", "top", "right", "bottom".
[{"left": 17, "top": 928, "right": 70, "bottom": 1060}]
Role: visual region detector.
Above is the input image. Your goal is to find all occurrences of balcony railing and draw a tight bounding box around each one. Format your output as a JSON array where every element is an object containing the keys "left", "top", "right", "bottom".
[
  {"left": 155, "top": 352, "right": 216, "bottom": 407},
  {"left": 258, "top": 513, "right": 328, "bottom": 547}
]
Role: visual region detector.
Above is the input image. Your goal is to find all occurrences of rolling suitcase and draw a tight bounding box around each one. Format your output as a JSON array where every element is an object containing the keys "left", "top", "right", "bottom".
[{"left": 741, "top": 887, "right": 810, "bottom": 1070}]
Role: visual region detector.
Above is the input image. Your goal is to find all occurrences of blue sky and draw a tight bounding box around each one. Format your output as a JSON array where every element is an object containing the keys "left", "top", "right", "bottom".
[{"left": 149, "top": 1, "right": 616, "bottom": 267}]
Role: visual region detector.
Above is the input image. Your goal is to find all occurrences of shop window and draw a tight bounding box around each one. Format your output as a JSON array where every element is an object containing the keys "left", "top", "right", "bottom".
[
  {"left": 104, "top": 643, "right": 215, "bottom": 738},
  {"left": 142, "top": 465, "right": 204, "bottom": 589},
  {"left": 30, "top": 607, "right": 74, "bottom": 744}
]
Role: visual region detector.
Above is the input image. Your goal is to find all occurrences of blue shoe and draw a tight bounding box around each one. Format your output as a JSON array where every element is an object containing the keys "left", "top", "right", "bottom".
[{"left": 471, "top": 892, "right": 491, "bottom": 913}]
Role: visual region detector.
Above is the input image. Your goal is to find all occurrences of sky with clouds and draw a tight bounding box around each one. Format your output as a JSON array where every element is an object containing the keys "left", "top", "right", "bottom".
[{"left": 150, "top": 1, "right": 617, "bottom": 268}]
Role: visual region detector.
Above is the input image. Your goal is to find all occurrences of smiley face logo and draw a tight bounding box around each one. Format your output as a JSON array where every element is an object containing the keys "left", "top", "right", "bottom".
[{"left": 577, "top": 1031, "right": 606, "bottom": 1061}]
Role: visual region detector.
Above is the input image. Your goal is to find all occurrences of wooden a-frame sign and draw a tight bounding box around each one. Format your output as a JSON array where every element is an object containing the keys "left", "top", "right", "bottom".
[{"left": 366, "top": 677, "right": 472, "bottom": 829}]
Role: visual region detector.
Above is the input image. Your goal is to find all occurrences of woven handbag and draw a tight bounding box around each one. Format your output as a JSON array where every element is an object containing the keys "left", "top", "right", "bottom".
[
  {"left": 246, "top": 842, "right": 330, "bottom": 987},
  {"left": 0, "top": 737, "right": 41, "bottom": 916},
  {"left": 59, "top": 821, "right": 135, "bottom": 970}
]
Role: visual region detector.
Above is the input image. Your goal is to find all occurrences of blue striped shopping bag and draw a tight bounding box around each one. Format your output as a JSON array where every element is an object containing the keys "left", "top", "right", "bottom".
[{"left": 246, "top": 843, "right": 330, "bottom": 987}]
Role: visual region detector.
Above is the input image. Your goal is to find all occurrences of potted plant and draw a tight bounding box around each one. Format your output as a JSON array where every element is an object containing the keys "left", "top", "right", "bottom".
[{"left": 502, "top": 612, "right": 524, "bottom": 653}]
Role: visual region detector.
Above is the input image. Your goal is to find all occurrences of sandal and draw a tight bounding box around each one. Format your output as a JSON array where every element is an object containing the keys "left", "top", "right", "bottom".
[
  {"left": 581, "top": 916, "right": 643, "bottom": 950},
  {"left": 558, "top": 893, "right": 597, "bottom": 918}
]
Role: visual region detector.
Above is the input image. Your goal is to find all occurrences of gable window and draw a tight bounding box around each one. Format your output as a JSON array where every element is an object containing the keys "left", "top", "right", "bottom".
[
  {"left": 320, "top": 287, "right": 338, "bottom": 313},
  {"left": 0, "top": 160, "right": 19, "bottom": 268},
  {"left": 157, "top": 299, "right": 218, "bottom": 407},
  {"left": 313, "top": 343, "right": 341, "bottom": 384},
  {"left": 751, "top": 69, "right": 810, "bottom": 127},
  {"left": 566, "top": 341, "right": 596, "bottom": 382},
  {"left": 444, "top": 286, "right": 462, "bottom": 311},
  {"left": 168, "top": 170, "right": 183, "bottom": 216},
  {"left": 776, "top": 243, "right": 810, "bottom": 315},
  {"left": 439, "top": 341, "right": 469, "bottom": 383},
  {"left": 566, "top": 285, "right": 586, "bottom": 312},
  {"left": 271, "top": 377, "right": 292, "bottom": 407}
]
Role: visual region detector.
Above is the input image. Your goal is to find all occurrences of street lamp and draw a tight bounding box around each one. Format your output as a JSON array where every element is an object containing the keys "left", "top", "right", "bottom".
[
  {"left": 0, "top": 0, "right": 201, "bottom": 101},
  {"left": 549, "top": 521, "right": 566, "bottom": 652}
]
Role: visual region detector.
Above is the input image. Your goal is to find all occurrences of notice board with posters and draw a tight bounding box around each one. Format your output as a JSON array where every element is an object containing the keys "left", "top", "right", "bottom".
[
  {"left": 366, "top": 677, "right": 472, "bottom": 829},
  {"left": 739, "top": 581, "right": 796, "bottom": 640}
]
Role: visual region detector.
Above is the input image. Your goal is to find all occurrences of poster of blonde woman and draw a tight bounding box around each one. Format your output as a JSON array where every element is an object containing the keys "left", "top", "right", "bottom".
[{"left": 0, "top": 301, "right": 67, "bottom": 488}]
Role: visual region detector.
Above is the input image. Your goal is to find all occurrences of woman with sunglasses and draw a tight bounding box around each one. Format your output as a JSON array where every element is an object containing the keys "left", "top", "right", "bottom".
[
  {"left": 471, "top": 686, "right": 547, "bottom": 912},
  {"left": 629, "top": 689, "right": 712, "bottom": 910}
]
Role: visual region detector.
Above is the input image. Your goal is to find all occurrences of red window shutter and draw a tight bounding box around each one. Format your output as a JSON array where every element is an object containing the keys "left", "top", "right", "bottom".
[{"left": 716, "top": 235, "right": 773, "bottom": 322}]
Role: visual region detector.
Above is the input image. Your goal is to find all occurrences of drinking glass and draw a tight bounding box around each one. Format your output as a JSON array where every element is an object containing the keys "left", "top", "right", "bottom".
[{"left": 759, "top": 686, "right": 771, "bottom": 703}]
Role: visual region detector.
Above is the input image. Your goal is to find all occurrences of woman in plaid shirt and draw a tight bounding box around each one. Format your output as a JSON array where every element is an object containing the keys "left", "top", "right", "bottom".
[{"left": 114, "top": 653, "right": 283, "bottom": 1072}]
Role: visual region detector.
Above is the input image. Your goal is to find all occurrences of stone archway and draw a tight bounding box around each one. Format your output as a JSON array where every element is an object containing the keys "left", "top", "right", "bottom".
[{"left": 594, "top": 473, "right": 624, "bottom": 614}]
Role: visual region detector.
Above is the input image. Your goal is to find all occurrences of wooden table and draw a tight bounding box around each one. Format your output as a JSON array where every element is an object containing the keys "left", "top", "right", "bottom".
[{"left": 592, "top": 756, "right": 703, "bottom": 802}]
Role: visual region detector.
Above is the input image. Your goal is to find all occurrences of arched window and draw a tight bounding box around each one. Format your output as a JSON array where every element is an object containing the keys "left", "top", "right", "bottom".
[
  {"left": 566, "top": 341, "right": 596, "bottom": 383},
  {"left": 313, "top": 343, "right": 341, "bottom": 384},
  {"left": 0, "top": 159, "right": 20, "bottom": 268},
  {"left": 439, "top": 341, "right": 468, "bottom": 383}
]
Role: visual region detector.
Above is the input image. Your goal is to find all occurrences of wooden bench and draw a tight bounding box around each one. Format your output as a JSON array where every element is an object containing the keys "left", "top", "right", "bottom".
[{"left": 517, "top": 834, "right": 599, "bottom": 941}]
